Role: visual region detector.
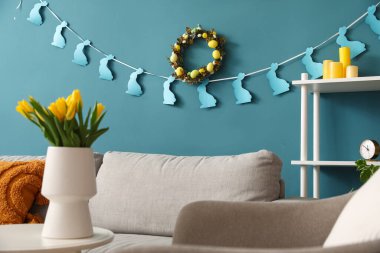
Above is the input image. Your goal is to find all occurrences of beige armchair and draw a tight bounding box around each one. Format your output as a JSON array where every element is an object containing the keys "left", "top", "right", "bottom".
[{"left": 124, "top": 192, "right": 380, "bottom": 253}]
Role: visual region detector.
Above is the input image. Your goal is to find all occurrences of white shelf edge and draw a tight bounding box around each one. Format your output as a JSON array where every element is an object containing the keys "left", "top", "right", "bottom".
[
  {"left": 291, "top": 76, "right": 380, "bottom": 93},
  {"left": 291, "top": 160, "right": 380, "bottom": 167},
  {"left": 292, "top": 76, "right": 380, "bottom": 85}
]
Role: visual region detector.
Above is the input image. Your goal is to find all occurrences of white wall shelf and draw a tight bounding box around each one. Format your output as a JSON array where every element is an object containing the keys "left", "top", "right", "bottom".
[
  {"left": 291, "top": 160, "right": 380, "bottom": 167},
  {"left": 292, "top": 74, "right": 380, "bottom": 199},
  {"left": 292, "top": 76, "right": 380, "bottom": 93}
]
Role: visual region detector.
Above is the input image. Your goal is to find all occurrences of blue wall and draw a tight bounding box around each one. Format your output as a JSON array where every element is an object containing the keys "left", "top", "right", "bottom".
[{"left": 1, "top": 0, "right": 380, "bottom": 198}]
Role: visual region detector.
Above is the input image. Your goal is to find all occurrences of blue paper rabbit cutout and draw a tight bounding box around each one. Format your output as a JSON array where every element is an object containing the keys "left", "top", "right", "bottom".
[
  {"left": 27, "top": 1, "right": 48, "bottom": 26},
  {"left": 51, "top": 21, "right": 68, "bottom": 48},
  {"left": 366, "top": 5, "right": 380, "bottom": 39},
  {"left": 126, "top": 68, "right": 144, "bottom": 96},
  {"left": 266, "top": 63, "right": 290, "bottom": 96},
  {"left": 72, "top": 40, "right": 91, "bottom": 66},
  {"left": 163, "top": 76, "right": 176, "bottom": 105},
  {"left": 336, "top": 26, "right": 366, "bottom": 59},
  {"left": 99, "top": 54, "right": 115, "bottom": 81},
  {"left": 232, "top": 73, "right": 252, "bottom": 104},
  {"left": 301, "top": 47, "right": 322, "bottom": 79},
  {"left": 197, "top": 79, "right": 216, "bottom": 109}
]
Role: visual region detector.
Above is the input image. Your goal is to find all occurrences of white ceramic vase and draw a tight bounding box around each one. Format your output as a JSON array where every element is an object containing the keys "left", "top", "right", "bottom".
[{"left": 41, "top": 147, "right": 97, "bottom": 239}]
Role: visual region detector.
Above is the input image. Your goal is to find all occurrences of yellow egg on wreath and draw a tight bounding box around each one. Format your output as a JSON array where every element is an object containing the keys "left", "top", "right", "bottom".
[
  {"left": 212, "top": 50, "right": 221, "bottom": 59},
  {"left": 168, "top": 26, "right": 225, "bottom": 84},
  {"left": 206, "top": 63, "right": 214, "bottom": 72},
  {"left": 175, "top": 67, "right": 184, "bottom": 76},
  {"left": 190, "top": 70, "right": 199, "bottom": 79},
  {"left": 170, "top": 53, "right": 178, "bottom": 63},
  {"left": 173, "top": 43, "right": 180, "bottom": 52},
  {"left": 208, "top": 40, "right": 218, "bottom": 48}
]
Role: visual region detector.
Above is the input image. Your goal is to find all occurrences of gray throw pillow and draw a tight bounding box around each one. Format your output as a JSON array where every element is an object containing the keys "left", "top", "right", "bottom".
[
  {"left": 0, "top": 153, "right": 104, "bottom": 175},
  {"left": 90, "top": 150, "right": 282, "bottom": 236}
]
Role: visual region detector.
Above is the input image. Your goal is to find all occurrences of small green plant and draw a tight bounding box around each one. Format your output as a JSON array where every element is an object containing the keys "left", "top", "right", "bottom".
[{"left": 355, "top": 159, "right": 380, "bottom": 183}]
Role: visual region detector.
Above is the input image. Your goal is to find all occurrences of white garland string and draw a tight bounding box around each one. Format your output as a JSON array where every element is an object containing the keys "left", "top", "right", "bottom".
[
  {"left": 39, "top": 0, "right": 380, "bottom": 83},
  {"left": 14, "top": 0, "right": 23, "bottom": 20},
  {"left": 16, "top": 0, "right": 23, "bottom": 9}
]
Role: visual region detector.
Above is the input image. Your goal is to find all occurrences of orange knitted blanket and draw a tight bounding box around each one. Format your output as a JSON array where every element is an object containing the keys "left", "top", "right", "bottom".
[{"left": 0, "top": 160, "right": 48, "bottom": 224}]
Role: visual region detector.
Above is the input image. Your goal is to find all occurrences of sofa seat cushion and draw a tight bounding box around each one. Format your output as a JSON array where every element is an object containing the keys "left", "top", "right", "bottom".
[
  {"left": 84, "top": 233, "right": 172, "bottom": 253},
  {"left": 90, "top": 150, "right": 282, "bottom": 236}
]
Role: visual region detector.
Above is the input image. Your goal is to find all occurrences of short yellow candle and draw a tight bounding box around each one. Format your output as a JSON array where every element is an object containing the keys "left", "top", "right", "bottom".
[
  {"left": 329, "top": 62, "right": 343, "bottom": 78},
  {"left": 323, "top": 60, "right": 332, "bottom": 79},
  {"left": 346, "top": 65, "right": 358, "bottom": 78},
  {"left": 339, "top": 47, "right": 351, "bottom": 77}
]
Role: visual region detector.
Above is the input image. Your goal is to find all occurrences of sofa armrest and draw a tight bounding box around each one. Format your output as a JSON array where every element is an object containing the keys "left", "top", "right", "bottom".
[
  {"left": 173, "top": 193, "right": 354, "bottom": 248},
  {"left": 123, "top": 239, "right": 380, "bottom": 253}
]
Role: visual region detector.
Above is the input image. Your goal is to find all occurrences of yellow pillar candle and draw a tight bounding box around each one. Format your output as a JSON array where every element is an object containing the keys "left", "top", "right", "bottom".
[
  {"left": 346, "top": 65, "right": 358, "bottom": 78},
  {"left": 329, "top": 62, "right": 343, "bottom": 78},
  {"left": 339, "top": 47, "right": 351, "bottom": 77},
  {"left": 323, "top": 60, "right": 333, "bottom": 79}
]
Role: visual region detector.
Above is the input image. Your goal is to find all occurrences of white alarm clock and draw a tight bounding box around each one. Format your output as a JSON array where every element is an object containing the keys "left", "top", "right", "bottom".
[{"left": 359, "top": 139, "right": 380, "bottom": 160}]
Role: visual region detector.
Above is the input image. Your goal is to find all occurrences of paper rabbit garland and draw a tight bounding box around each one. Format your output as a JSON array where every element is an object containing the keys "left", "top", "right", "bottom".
[
  {"left": 197, "top": 79, "right": 217, "bottom": 109},
  {"left": 27, "top": 1, "right": 48, "bottom": 26},
  {"left": 99, "top": 55, "right": 115, "bottom": 81},
  {"left": 72, "top": 40, "right": 91, "bottom": 66},
  {"left": 51, "top": 21, "right": 68, "bottom": 49},
  {"left": 126, "top": 68, "right": 144, "bottom": 96},
  {"left": 25, "top": 1, "right": 380, "bottom": 109},
  {"left": 163, "top": 76, "right": 177, "bottom": 105},
  {"left": 232, "top": 73, "right": 252, "bottom": 104},
  {"left": 266, "top": 63, "right": 290, "bottom": 96},
  {"left": 336, "top": 26, "right": 366, "bottom": 58},
  {"left": 302, "top": 47, "right": 323, "bottom": 80},
  {"left": 366, "top": 5, "right": 380, "bottom": 39}
]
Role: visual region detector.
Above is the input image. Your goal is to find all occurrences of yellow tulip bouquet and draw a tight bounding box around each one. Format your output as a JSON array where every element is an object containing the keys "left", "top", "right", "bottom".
[{"left": 16, "top": 89, "right": 108, "bottom": 147}]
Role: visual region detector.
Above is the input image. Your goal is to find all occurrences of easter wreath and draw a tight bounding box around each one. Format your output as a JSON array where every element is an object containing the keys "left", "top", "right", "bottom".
[{"left": 169, "top": 26, "right": 225, "bottom": 84}]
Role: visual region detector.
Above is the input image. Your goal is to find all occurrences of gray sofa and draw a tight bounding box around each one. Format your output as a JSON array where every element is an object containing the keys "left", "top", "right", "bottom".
[
  {"left": 0, "top": 150, "right": 285, "bottom": 252},
  {"left": 122, "top": 193, "right": 380, "bottom": 253},
  {"left": 121, "top": 164, "right": 380, "bottom": 253}
]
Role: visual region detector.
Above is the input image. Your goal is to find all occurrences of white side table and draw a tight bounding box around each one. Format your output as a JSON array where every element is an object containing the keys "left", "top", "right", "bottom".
[{"left": 0, "top": 224, "right": 113, "bottom": 253}]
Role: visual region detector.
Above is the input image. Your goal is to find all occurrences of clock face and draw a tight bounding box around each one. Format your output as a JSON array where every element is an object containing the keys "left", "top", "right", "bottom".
[{"left": 360, "top": 139, "right": 380, "bottom": 160}]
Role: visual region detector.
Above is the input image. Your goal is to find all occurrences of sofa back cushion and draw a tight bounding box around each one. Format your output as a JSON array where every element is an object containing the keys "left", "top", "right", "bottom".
[
  {"left": 323, "top": 169, "right": 380, "bottom": 247},
  {"left": 90, "top": 150, "right": 282, "bottom": 236},
  {"left": 0, "top": 156, "right": 45, "bottom": 161}
]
